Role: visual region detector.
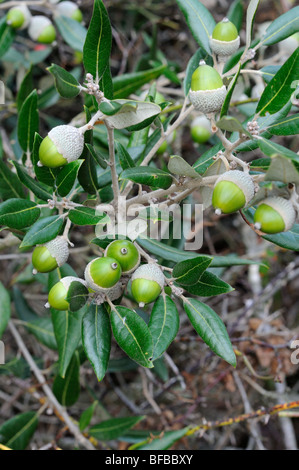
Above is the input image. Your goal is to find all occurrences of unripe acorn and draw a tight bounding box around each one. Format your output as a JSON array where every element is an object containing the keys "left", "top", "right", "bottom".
[
  {"left": 189, "top": 60, "right": 226, "bottom": 114},
  {"left": 212, "top": 170, "right": 255, "bottom": 215},
  {"left": 6, "top": 5, "right": 31, "bottom": 29},
  {"left": 210, "top": 18, "right": 240, "bottom": 60},
  {"left": 32, "top": 236, "right": 69, "bottom": 274},
  {"left": 104, "top": 240, "right": 140, "bottom": 274},
  {"left": 131, "top": 264, "right": 165, "bottom": 307},
  {"left": 47, "top": 276, "right": 88, "bottom": 311},
  {"left": 56, "top": 1, "right": 83, "bottom": 22},
  {"left": 254, "top": 197, "right": 296, "bottom": 234},
  {"left": 190, "top": 115, "right": 212, "bottom": 144},
  {"left": 28, "top": 16, "right": 56, "bottom": 44},
  {"left": 84, "top": 257, "right": 122, "bottom": 293},
  {"left": 38, "top": 125, "right": 84, "bottom": 168}
]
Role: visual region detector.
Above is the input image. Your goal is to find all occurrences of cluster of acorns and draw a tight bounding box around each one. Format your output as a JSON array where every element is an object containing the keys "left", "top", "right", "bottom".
[
  {"left": 211, "top": 170, "right": 297, "bottom": 234},
  {"left": 186, "top": 18, "right": 298, "bottom": 235},
  {"left": 32, "top": 237, "right": 165, "bottom": 311},
  {"left": 6, "top": 1, "right": 83, "bottom": 44}
]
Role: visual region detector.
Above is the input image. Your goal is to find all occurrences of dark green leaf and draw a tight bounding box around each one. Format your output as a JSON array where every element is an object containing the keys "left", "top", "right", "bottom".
[
  {"left": 258, "top": 137, "right": 299, "bottom": 164},
  {"left": 47, "top": 64, "right": 80, "bottom": 99},
  {"left": 0, "top": 199, "right": 40, "bottom": 229},
  {"left": 0, "top": 18, "right": 15, "bottom": 58},
  {"left": 17, "top": 90, "right": 39, "bottom": 153},
  {"left": 256, "top": 48, "right": 299, "bottom": 116},
  {"left": 12, "top": 161, "right": 52, "bottom": 201},
  {"left": 89, "top": 416, "right": 144, "bottom": 441},
  {"left": 0, "top": 160, "right": 25, "bottom": 200},
  {"left": 267, "top": 114, "right": 299, "bottom": 136},
  {"left": 184, "top": 271, "right": 234, "bottom": 296},
  {"left": 173, "top": 256, "right": 212, "bottom": 286},
  {"left": 82, "top": 304, "right": 111, "bottom": 381},
  {"left": 227, "top": 0, "right": 244, "bottom": 31},
  {"left": 176, "top": 0, "right": 215, "bottom": 54},
  {"left": 53, "top": 351, "right": 80, "bottom": 406},
  {"left": 120, "top": 167, "right": 173, "bottom": 189},
  {"left": 112, "top": 65, "right": 166, "bottom": 99},
  {"left": 56, "top": 160, "right": 84, "bottom": 197},
  {"left": 220, "top": 62, "right": 241, "bottom": 118},
  {"left": 110, "top": 305, "right": 154, "bottom": 368},
  {"left": 183, "top": 298, "right": 236, "bottom": 366},
  {"left": 79, "top": 401, "right": 98, "bottom": 432},
  {"left": 17, "top": 66, "right": 33, "bottom": 111},
  {"left": 260, "top": 7, "right": 299, "bottom": 46},
  {"left": 51, "top": 307, "right": 85, "bottom": 378},
  {"left": 83, "top": 0, "right": 112, "bottom": 81},
  {"left": 68, "top": 206, "right": 109, "bottom": 226},
  {"left": 148, "top": 295, "right": 179, "bottom": 361},
  {"left": 0, "top": 282, "right": 10, "bottom": 339},
  {"left": 0, "top": 411, "right": 38, "bottom": 450},
  {"left": 66, "top": 280, "right": 89, "bottom": 312},
  {"left": 86, "top": 143, "right": 107, "bottom": 169},
  {"left": 116, "top": 142, "right": 135, "bottom": 170},
  {"left": 20, "top": 215, "right": 64, "bottom": 248},
  {"left": 54, "top": 15, "right": 87, "bottom": 52},
  {"left": 136, "top": 427, "right": 189, "bottom": 450}
]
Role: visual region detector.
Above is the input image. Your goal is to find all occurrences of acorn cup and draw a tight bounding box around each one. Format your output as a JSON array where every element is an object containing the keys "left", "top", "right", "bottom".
[
  {"left": 131, "top": 264, "right": 165, "bottom": 307},
  {"left": 38, "top": 125, "right": 84, "bottom": 168},
  {"left": 210, "top": 18, "right": 240, "bottom": 61},
  {"left": 46, "top": 276, "right": 89, "bottom": 311},
  {"left": 84, "top": 257, "right": 122, "bottom": 293},
  {"left": 104, "top": 240, "right": 140, "bottom": 274},
  {"left": 55, "top": 1, "right": 83, "bottom": 22},
  {"left": 32, "top": 236, "right": 69, "bottom": 274},
  {"left": 189, "top": 60, "right": 226, "bottom": 114},
  {"left": 6, "top": 5, "right": 31, "bottom": 29},
  {"left": 28, "top": 16, "right": 56, "bottom": 44},
  {"left": 254, "top": 197, "right": 296, "bottom": 234},
  {"left": 212, "top": 170, "right": 255, "bottom": 215}
]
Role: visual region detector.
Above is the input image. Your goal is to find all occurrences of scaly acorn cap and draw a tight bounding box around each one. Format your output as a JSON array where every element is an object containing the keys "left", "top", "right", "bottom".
[
  {"left": 84, "top": 257, "right": 122, "bottom": 293},
  {"left": 46, "top": 276, "right": 88, "bottom": 311},
  {"left": 212, "top": 170, "right": 255, "bottom": 215},
  {"left": 131, "top": 263, "right": 165, "bottom": 307},
  {"left": 32, "top": 236, "right": 69, "bottom": 274},
  {"left": 254, "top": 197, "right": 296, "bottom": 234},
  {"left": 189, "top": 60, "right": 226, "bottom": 114},
  {"left": 55, "top": 1, "right": 83, "bottom": 22},
  {"left": 6, "top": 5, "right": 31, "bottom": 30},
  {"left": 210, "top": 18, "right": 240, "bottom": 60},
  {"left": 28, "top": 16, "right": 56, "bottom": 44},
  {"left": 38, "top": 125, "right": 84, "bottom": 167}
]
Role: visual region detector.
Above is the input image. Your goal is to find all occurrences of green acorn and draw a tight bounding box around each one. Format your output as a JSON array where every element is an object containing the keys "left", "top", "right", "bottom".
[
  {"left": 131, "top": 264, "right": 165, "bottom": 307},
  {"left": 104, "top": 240, "right": 140, "bottom": 274},
  {"left": 212, "top": 170, "right": 255, "bottom": 214},
  {"left": 6, "top": 5, "right": 31, "bottom": 29},
  {"left": 84, "top": 257, "right": 122, "bottom": 293},
  {"left": 32, "top": 236, "right": 69, "bottom": 274},
  {"left": 190, "top": 115, "right": 212, "bottom": 144},
  {"left": 56, "top": 1, "right": 83, "bottom": 22},
  {"left": 38, "top": 125, "right": 84, "bottom": 168},
  {"left": 46, "top": 276, "right": 88, "bottom": 311},
  {"left": 254, "top": 197, "right": 296, "bottom": 234},
  {"left": 210, "top": 18, "right": 240, "bottom": 60},
  {"left": 189, "top": 60, "right": 226, "bottom": 114},
  {"left": 28, "top": 16, "right": 56, "bottom": 44}
]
